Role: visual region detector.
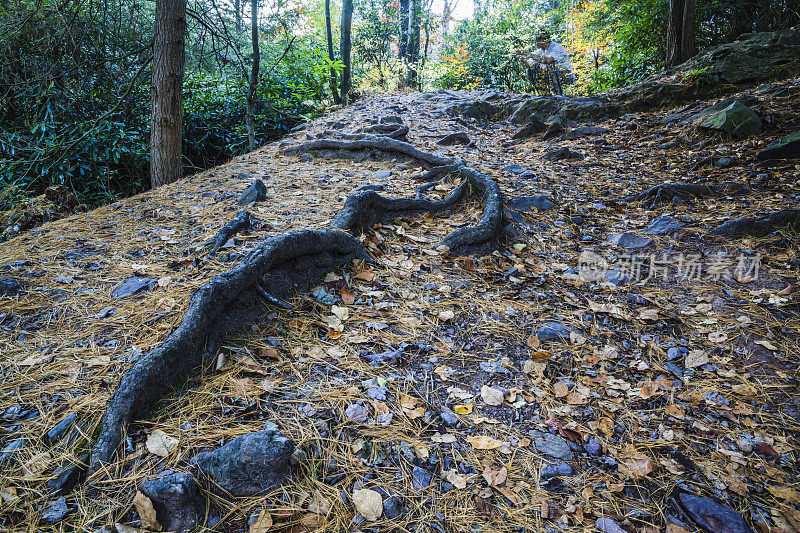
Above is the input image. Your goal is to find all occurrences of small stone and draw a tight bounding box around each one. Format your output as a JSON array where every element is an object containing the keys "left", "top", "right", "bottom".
[
  {"left": 540, "top": 460, "right": 573, "bottom": 478},
  {"left": 382, "top": 495, "right": 405, "bottom": 520},
  {"left": 558, "top": 126, "right": 611, "bottom": 141},
  {"left": 542, "top": 147, "right": 584, "bottom": 161},
  {"left": 0, "top": 438, "right": 25, "bottom": 466},
  {"left": 373, "top": 170, "right": 392, "bottom": 180},
  {"left": 112, "top": 276, "right": 157, "bottom": 299},
  {"left": 529, "top": 430, "right": 572, "bottom": 460},
  {"left": 677, "top": 493, "right": 751, "bottom": 533},
  {"left": 46, "top": 413, "right": 77, "bottom": 444},
  {"left": 140, "top": 471, "right": 206, "bottom": 533},
  {"left": 585, "top": 438, "right": 602, "bottom": 456},
  {"left": 667, "top": 347, "right": 682, "bottom": 361},
  {"left": 642, "top": 216, "right": 686, "bottom": 235},
  {"left": 437, "top": 132, "right": 471, "bottom": 145},
  {"left": 596, "top": 517, "right": 627, "bottom": 533},
  {"left": 607, "top": 232, "right": 653, "bottom": 249},
  {"left": 411, "top": 466, "right": 432, "bottom": 490},
  {"left": 439, "top": 408, "right": 460, "bottom": 427},
  {"left": 39, "top": 497, "right": 75, "bottom": 523},
  {"left": 355, "top": 183, "right": 385, "bottom": 192},
  {"left": 46, "top": 456, "right": 87, "bottom": 495},
  {"left": 508, "top": 195, "right": 556, "bottom": 212},
  {"left": 190, "top": 428, "right": 294, "bottom": 496},
  {"left": 536, "top": 322, "right": 577, "bottom": 343},
  {"left": 238, "top": 179, "right": 268, "bottom": 206},
  {"left": 0, "top": 278, "right": 24, "bottom": 296},
  {"left": 504, "top": 164, "right": 525, "bottom": 174},
  {"left": 700, "top": 101, "right": 761, "bottom": 139}
]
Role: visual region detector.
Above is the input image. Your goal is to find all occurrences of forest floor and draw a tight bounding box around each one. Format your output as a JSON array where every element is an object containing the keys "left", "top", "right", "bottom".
[{"left": 0, "top": 78, "right": 799, "bottom": 533}]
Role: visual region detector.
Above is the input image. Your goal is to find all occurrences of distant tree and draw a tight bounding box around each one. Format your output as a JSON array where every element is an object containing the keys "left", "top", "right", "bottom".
[
  {"left": 666, "top": 0, "right": 695, "bottom": 68},
  {"left": 246, "top": 0, "right": 260, "bottom": 151},
  {"left": 150, "top": 0, "right": 187, "bottom": 187},
  {"left": 340, "top": 0, "right": 354, "bottom": 101},
  {"left": 325, "top": 0, "right": 342, "bottom": 103}
]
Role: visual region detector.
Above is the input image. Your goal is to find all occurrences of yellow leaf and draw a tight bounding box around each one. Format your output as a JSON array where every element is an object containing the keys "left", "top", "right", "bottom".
[
  {"left": 467, "top": 435, "right": 503, "bottom": 450},
  {"left": 134, "top": 490, "right": 162, "bottom": 532},
  {"left": 453, "top": 403, "right": 473, "bottom": 415}
]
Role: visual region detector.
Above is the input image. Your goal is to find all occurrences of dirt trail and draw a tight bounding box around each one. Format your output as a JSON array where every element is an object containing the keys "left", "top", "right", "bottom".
[{"left": 0, "top": 85, "right": 798, "bottom": 532}]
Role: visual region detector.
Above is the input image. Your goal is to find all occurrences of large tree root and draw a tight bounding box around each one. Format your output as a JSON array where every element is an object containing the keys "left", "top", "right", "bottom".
[
  {"left": 624, "top": 182, "right": 752, "bottom": 209},
  {"left": 708, "top": 209, "right": 800, "bottom": 237},
  {"left": 208, "top": 209, "right": 251, "bottom": 255},
  {"left": 286, "top": 137, "right": 506, "bottom": 256},
  {"left": 88, "top": 230, "right": 368, "bottom": 475}
]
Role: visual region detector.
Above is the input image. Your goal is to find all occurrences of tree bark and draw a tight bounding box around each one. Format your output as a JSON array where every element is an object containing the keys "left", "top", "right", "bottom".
[
  {"left": 406, "top": 0, "right": 420, "bottom": 87},
  {"left": 680, "top": 0, "right": 695, "bottom": 62},
  {"left": 666, "top": 0, "right": 695, "bottom": 68},
  {"left": 339, "top": 0, "right": 353, "bottom": 102},
  {"left": 325, "top": 0, "right": 341, "bottom": 105},
  {"left": 150, "top": 0, "right": 186, "bottom": 188},
  {"left": 234, "top": 0, "right": 242, "bottom": 32},
  {"left": 246, "top": 0, "right": 260, "bottom": 151},
  {"left": 398, "top": 0, "right": 410, "bottom": 87}
]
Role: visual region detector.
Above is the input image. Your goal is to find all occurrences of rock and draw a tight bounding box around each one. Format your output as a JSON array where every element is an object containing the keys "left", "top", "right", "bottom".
[
  {"left": 112, "top": 276, "right": 157, "bottom": 299},
  {"left": 508, "top": 196, "right": 556, "bottom": 212},
  {"left": 238, "top": 179, "right": 268, "bottom": 206},
  {"left": 511, "top": 115, "right": 547, "bottom": 140},
  {"left": 44, "top": 184, "right": 78, "bottom": 212},
  {"left": 40, "top": 497, "right": 75, "bottom": 523},
  {"left": 46, "top": 413, "right": 77, "bottom": 444},
  {"left": 140, "top": 471, "right": 206, "bottom": 533},
  {"left": 373, "top": 170, "right": 392, "bottom": 180},
  {"left": 504, "top": 164, "right": 525, "bottom": 174},
  {"left": 46, "top": 454, "right": 87, "bottom": 495},
  {"left": 380, "top": 115, "right": 403, "bottom": 124},
  {"left": 190, "top": 428, "right": 294, "bottom": 496},
  {"left": 558, "top": 126, "right": 611, "bottom": 141},
  {"left": 411, "top": 466, "right": 432, "bottom": 489},
  {"left": 543, "top": 122, "right": 564, "bottom": 140},
  {"left": 447, "top": 100, "right": 501, "bottom": 121},
  {"left": 607, "top": 233, "right": 653, "bottom": 249},
  {"left": 540, "top": 460, "right": 573, "bottom": 478},
  {"left": 557, "top": 98, "right": 620, "bottom": 122},
  {"left": 642, "top": 216, "right": 686, "bottom": 235},
  {"left": 700, "top": 101, "right": 761, "bottom": 139},
  {"left": 605, "top": 269, "right": 631, "bottom": 286},
  {"left": 529, "top": 430, "right": 572, "bottom": 460},
  {"left": 508, "top": 97, "right": 561, "bottom": 124},
  {"left": 542, "top": 147, "right": 584, "bottom": 161},
  {"left": 715, "top": 156, "right": 736, "bottom": 168},
  {"left": 382, "top": 495, "right": 406, "bottom": 520},
  {"left": 677, "top": 493, "right": 754, "bottom": 533},
  {"left": 596, "top": 517, "right": 627, "bottom": 533},
  {"left": 585, "top": 438, "right": 602, "bottom": 455},
  {"left": 667, "top": 347, "right": 683, "bottom": 361},
  {"left": 0, "top": 437, "right": 25, "bottom": 466},
  {"left": 757, "top": 129, "right": 800, "bottom": 160},
  {"left": 536, "top": 322, "right": 577, "bottom": 343},
  {"left": 0, "top": 278, "right": 24, "bottom": 296},
  {"left": 437, "top": 132, "right": 471, "bottom": 145},
  {"left": 439, "top": 408, "right": 460, "bottom": 427},
  {"left": 355, "top": 183, "right": 385, "bottom": 192}
]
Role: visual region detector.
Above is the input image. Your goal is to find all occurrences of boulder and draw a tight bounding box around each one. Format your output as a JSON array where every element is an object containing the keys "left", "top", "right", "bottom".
[
  {"left": 556, "top": 98, "right": 620, "bottom": 122},
  {"left": 757, "top": 129, "right": 800, "bottom": 160},
  {"left": 642, "top": 216, "right": 686, "bottom": 235},
  {"left": 508, "top": 97, "right": 562, "bottom": 124},
  {"left": 238, "top": 179, "right": 268, "bottom": 206},
  {"left": 542, "top": 147, "right": 584, "bottom": 161},
  {"left": 699, "top": 101, "right": 761, "bottom": 138},
  {"left": 437, "top": 132, "right": 471, "bottom": 145},
  {"left": 190, "top": 427, "right": 294, "bottom": 496},
  {"left": 140, "top": 471, "right": 206, "bottom": 533},
  {"left": 607, "top": 232, "right": 653, "bottom": 249},
  {"left": 446, "top": 100, "right": 501, "bottom": 121},
  {"left": 511, "top": 115, "right": 547, "bottom": 140}
]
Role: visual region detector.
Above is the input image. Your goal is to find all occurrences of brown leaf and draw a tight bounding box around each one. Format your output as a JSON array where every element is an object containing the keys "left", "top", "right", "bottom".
[
  {"left": 467, "top": 435, "right": 503, "bottom": 450},
  {"left": 526, "top": 336, "right": 540, "bottom": 349},
  {"left": 340, "top": 287, "right": 355, "bottom": 305},
  {"left": 619, "top": 452, "right": 655, "bottom": 478},
  {"left": 530, "top": 349, "right": 552, "bottom": 361},
  {"left": 134, "top": 490, "right": 163, "bottom": 532},
  {"left": 482, "top": 464, "right": 508, "bottom": 487},
  {"left": 352, "top": 489, "right": 382, "bottom": 521},
  {"left": 553, "top": 382, "right": 569, "bottom": 398}
]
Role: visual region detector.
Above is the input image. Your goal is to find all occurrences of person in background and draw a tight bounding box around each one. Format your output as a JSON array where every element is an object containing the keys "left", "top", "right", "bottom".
[{"left": 516, "top": 31, "right": 575, "bottom": 95}]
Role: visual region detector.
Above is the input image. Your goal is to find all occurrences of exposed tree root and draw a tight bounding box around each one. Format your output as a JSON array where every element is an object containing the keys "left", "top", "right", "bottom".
[
  {"left": 624, "top": 182, "right": 752, "bottom": 209},
  {"left": 209, "top": 209, "right": 251, "bottom": 255},
  {"left": 316, "top": 124, "right": 409, "bottom": 142},
  {"left": 287, "top": 136, "right": 506, "bottom": 256},
  {"left": 88, "top": 230, "right": 368, "bottom": 476},
  {"left": 708, "top": 209, "right": 800, "bottom": 237},
  {"left": 415, "top": 163, "right": 463, "bottom": 182}
]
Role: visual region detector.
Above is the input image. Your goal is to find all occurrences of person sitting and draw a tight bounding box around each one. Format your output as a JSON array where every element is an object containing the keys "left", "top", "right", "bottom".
[{"left": 516, "top": 31, "right": 575, "bottom": 95}]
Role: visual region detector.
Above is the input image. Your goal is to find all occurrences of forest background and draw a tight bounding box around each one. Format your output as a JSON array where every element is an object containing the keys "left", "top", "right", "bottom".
[{"left": 0, "top": 0, "right": 797, "bottom": 209}]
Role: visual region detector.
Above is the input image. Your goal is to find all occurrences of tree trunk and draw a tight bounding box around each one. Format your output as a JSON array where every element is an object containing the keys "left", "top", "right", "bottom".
[
  {"left": 325, "top": 0, "right": 341, "bottom": 105},
  {"left": 246, "top": 0, "right": 260, "bottom": 151},
  {"left": 666, "top": 0, "right": 695, "bottom": 68},
  {"left": 406, "top": 0, "right": 420, "bottom": 88},
  {"left": 339, "top": 0, "right": 353, "bottom": 102},
  {"left": 234, "top": 0, "right": 242, "bottom": 32},
  {"left": 150, "top": 0, "right": 186, "bottom": 188},
  {"left": 398, "top": 0, "right": 410, "bottom": 87},
  {"left": 442, "top": 0, "right": 450, "bottom": 34}
]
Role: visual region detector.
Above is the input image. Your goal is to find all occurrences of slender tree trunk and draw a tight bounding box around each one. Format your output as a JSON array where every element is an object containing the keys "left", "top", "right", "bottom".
[
  {"left": 234, "top": 0, "right": 242, "bottom": 32},
  {"left": 246, "top": 0, "right": 260, "bottom": 151},
  {"left": 339, "top": 0, "right": 353, "bottom": 102},
  {"left": 150, "top": 0, "right": 186, "bottom": 188},
  {"left": 407, "top": 0, "right": 420, "bottom": 88},
  {"left": 325, "top": 0, "right": 341, "bottom": 104},
  {"left": 681, "top": 0, "right": 695, "bottom": 60},
  {"left": 398, "top": 0, "right": 409, "bottom": 87},
  {"left": 442, "top": 0, "right": 450, "bottom": 34}
]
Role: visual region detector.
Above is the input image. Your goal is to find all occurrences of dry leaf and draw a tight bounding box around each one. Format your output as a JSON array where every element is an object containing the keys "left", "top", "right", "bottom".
[
  {"left": 134, "top": 490, "right": 163, "bottom": 532},
  {"left": 685, "top": 350, "right": 709, "bottom": 368},
  {"left": 526, "top": 336, "right": 540, "bottom": 349},
  {"left": 146, "top": 429, "right": 178, "bottom": 457},
  {"left": 340, "top": 287, "right": 355, "bottom": 305},
  {"left": 431, "top": 432, "right": 457, "bottom": 443},
  {"left": 482, "top": 464, "right": 507, "bottom": 486},
  {"left": 467, "top": 435, "right": 503, "bottom": 450},
  {"left": 444, "top": 469, "right": 468, "bottom": 489},
  {"left": 754, "top": 339, "right": 778, "bottom": 351},
  {"left": 553, "top": 382, "right": 569, "bottom": 398},
  {"left": 708, "top": 331, "right": 728, "bottom": 343},
  {"left": 438, "top": 309, "right": 455, "bottom": 321},
  {"left": 331, "top": 305, "right": 350, "bottom": 321},
  {"left": 453, "top": 403, "right": 473, "bottom": 415},
  {"left": 22, "top": 451, "right": 51, "bottom": 479},
  {"left": 619, "top": 451, "right": 655, "bottom": 478},
  {"left": 480, "top": 385, "right": 503, "bottom": 406},
  {"left": 352, "top": 488, "right": 382, "bottom": 521},
  {"left": 529, "top": 350, "right": 552, "bottom": 362}
]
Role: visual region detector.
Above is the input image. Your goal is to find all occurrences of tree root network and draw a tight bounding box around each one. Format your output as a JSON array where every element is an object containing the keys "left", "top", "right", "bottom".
[
  {"left": 624, "top": 182, "right": 752, "bottom": 209},
  {"left": 89, "top": 129, "right": 508, "bottom": 477}
]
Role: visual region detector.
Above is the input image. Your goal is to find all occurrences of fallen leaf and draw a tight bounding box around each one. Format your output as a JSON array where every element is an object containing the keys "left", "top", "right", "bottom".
[
  {"left": 526, "top": 336, "right": 540, "bottom": 349},
  {"left": 352, "top": 488, "right": 382, "bottom": 521},
  {"left": 134, "top": 490, "right": 162, "bottom": 531},
  {"left": 708, "top": 331, "right": 728, "bottom": 343},
  {"left": 22, "top": 451, "right": 51, "bottom": 479},
  {"left": 685, "top": 350, "right": 709, "bottom": 368},
  {"left": 553, "top": 382, "right": 569, "bottom": 398},
  {"left": 454, "top": 403, "right": 473, "bottom": 415},
  {"left": 444, "top": 469, "right": 468, "bottom": 489},
  {"left": 431, "top": 432, "right": 457, "bottom": 443},
  {"left": 480, "top": 385, "right": 504, "bottom": 406},
  {"left": 467, "top": 435, "right": 503, "bottom": 450},
  {"left": 438, "top": 309, "right": 455, "bottom": 321},
  {"left": 146, "top": 429, "right": 178, "bottom": 457},
  {"left": 619, "top": 451, "right": 655, "bottom": 478},
  {"left": 482, "top": 464, "right": 507, "bottom": 486},
  {"left": 754, "top": 339, "right": 778, "bottom": 351},
  {"left": 340, "top": 287, "right": 355, "bottom": 305},
  {"left": 529, "top": 350, "right": 552, "bottom": 362},
  {"left": 331, "top": 305, "right": 350, "bottom": 321}
]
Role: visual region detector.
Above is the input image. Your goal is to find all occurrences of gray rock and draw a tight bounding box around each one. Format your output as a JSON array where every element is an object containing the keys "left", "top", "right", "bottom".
[
  {"left": 40, "top": 497, "right": 75, "bottom": 523},
  {"left": 596, "top": 517, "right": 627, "bottom": 533},
  {"left": 757, "top": 129, "right": 800, "bottom": 161},
  {"left": 529, "top": 430, "right": 572, "bottom": 460},
  {"left": 380, "top": 115, "right": 403, "bottom": 124},
  {"left": 383, "top": 495, "right": 405, "bottom": 520},
  {"left": 238, "top": 179, "right": 268, "bottom": 206},
  {"left": 0, "top": 278, "right": 24, "bottom": 296},
  {"left": 557, "top": 98, "right": 620, "bottom": 122},
  {"left": 677, "top": 493, "right": 754, "bottom": 533},
  {"left": 439, "top": 408, "right": 460, "bottom": 427},
  {"left": 447, "top": 100, "right": 501, "bottom": 121},
  {"left": 700, "top": 101, "right": 762, "bottom": 139},
  {"left": 504, "top": 164, "right": 525, "bottom": 174},
  {"left": 1, "top": 438, "right": 25, "bottom": 466},
  {"left": 667, "top": 347, "right": 683, "bottom": 361},
  {"left": 437, "top": 132, "right": 471, "bottom": 145},
  {"left": 511, "top": 116, "right": 547, "bottom": 140},
  {"left": 605, "top": 269, "right": 631, "bottom": 286},
  {"left": 558, "top": 126, "right": 611, "bottom": 141},
  {"left": 540, "top": 460, "right": 573, "bottom": 478},
  {"left": 46, "top": 455, "right": 87, "bottom": 495},
  {"left": 543, "top": 122, "right": 564, "bottom": 140},
  {"left": 508, "top": 97, "right": 561, "bottom": 124},
  {"left": 411, "top": 466, "right": 432, "bottom": 489},
  {"left": 607, "top": 233, "right": 653, "bottom": 249},
  {"left": 542, "top": 147, "right": 584, "bottom": 161},
  {"left": 112, "top": 276, "right": 157, "bottom": 299},
  {"left": 508, "top": 196, "right": 556, "bottom": 212},
  {"left": 642, "top": 216, "right": 686, "bottom": 235},
  {"left": 46, "top": 412, "right": 77, "bottom": 444},
  {"left": 585, "top": 438, "right": 602, "bottom": 455},
  {"left": 191, "top": 428, "right": 294, "bottom": 496},
  {"left": 355, "top": 183, "right": 385, "bottom": 192},
  {"left": 140, "top": 471, "right": 206, "bottom": 533},
  {"left": 373, "top": 170, "right": 392, "bottom": 180},
  {"left": 536, "top": 322, "right": 577, "bottom": 343}
]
